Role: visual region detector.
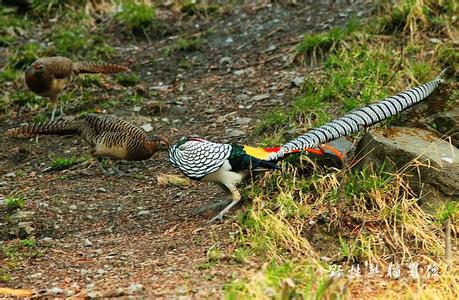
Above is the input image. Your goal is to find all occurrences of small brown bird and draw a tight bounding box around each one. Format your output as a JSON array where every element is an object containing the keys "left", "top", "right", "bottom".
[
  {"left": 25, "top": 57, "right": 128, "bottom": 120},
  {"left": 5, "top": 113, "right": 169, "bottom": 175}
]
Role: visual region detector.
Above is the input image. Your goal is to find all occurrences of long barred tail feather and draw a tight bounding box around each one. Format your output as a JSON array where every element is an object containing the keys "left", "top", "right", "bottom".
[
  {"left": 5, "top": 120, "right": 81, "bottom": 138},
  {"left": 74, "top": 61, "right": 128, "bottom": 74},
  {"left": 273, "top": 69, "right": 448, "bottom": 159}
]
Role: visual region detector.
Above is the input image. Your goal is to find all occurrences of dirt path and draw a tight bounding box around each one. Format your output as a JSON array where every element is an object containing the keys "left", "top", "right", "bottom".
[{"left": 0, "top": 2, "right": 372, "bottom": 297}]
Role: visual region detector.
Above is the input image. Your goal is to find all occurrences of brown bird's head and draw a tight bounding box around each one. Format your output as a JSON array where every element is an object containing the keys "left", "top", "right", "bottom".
[{"left": 147, "top": 134, "right": 169, "bottom": 153}]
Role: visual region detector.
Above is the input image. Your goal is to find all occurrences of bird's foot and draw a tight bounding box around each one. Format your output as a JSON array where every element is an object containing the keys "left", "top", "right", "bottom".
[{"left": 208, "top": 212, "right": 225, "bottom": 223}]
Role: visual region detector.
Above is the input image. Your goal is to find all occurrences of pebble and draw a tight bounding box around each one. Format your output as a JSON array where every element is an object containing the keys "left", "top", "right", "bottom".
[
  {"left": 69, "top": 204, "right": 77, "bottom": 211},
  {"left": 30, "top": 272, "right": 42, "bottom": 279},
  {"left": 96, "top": 187, "right": 107, "bottom": 193},
  {"left": 265, "top": 44, "right": 277, "bottom": 52},
  {"left": 236, "top": 94, "right": 249, "bottom": 102},
  {"left": 226, "top": 129, "right": 245, "bottom": 138},
  {"left": 235, "top": 117, "right": 252, "bottom": 126},
  {"left": 225, "top": 37, "right": 234, "bottom": 44},
  {"left": 48, "top": 287, "right": 64, "bottom": 295},
  {"left": 161, "top": 117, "right": 170, "bottom": 123},
  {"left": 136, "top": 210, "right": 151, "bottom": 217},
  {"left": 205, "top": 108, "right": 216, "bottom": 114},
  {"left": 291, "top": 76, "right": 305, "bottom": 87},
  {"left": 140, "top": 123, "right": 153, "bottom": 132},
  {"left": 219, "top": 56, "right": 232, "bottom": 65},
  {"left": 127, "top": 283, "right": 144, "bottom": 294},
  {"left": 4, "top": 172, "right": 16, "bottom": 177},
  {"left": 251, "top": 94, "right": 270, "bottom": 101},
  {"left": 84, "top": 239, "right": 93, "bottom": 247},
  {"left": 132, "top": 106, "right": 142, "bottom": 112}
]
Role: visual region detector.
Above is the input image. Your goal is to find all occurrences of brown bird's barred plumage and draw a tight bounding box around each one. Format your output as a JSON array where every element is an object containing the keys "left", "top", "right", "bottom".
[
  {"left": 5, "top": 114, "right": 168, "bottom": 175},
  {"left": 25, "top": 57, "right": 128, "bottom": 120}
]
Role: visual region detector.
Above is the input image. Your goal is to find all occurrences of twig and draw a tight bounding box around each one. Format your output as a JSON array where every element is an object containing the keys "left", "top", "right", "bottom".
[
  {"left": 445, "top": 217, "right": 451, "bottom": 269},
  {"left": 381, "top": 39, "right": 406, "bottom": 88}
]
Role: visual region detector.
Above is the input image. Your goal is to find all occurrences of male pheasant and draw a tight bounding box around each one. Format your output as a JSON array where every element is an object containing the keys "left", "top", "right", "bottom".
[
  {"left": 6, "top": 113, "right": 168, "bottom": 175},
  {"left": 25, "top": 57, "right": 128, "bottom": 120},
  {"left": 169, "top": 69, "right": 448, "bottom": 221}
]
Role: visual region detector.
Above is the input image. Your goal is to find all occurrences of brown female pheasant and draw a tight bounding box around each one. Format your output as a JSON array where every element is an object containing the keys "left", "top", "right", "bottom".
[
  {"left": 25, "top": 57, "right": 128, "bottom": 120},
  {"left": 5, "top": 113, "right": 169, "bottom": 175}
]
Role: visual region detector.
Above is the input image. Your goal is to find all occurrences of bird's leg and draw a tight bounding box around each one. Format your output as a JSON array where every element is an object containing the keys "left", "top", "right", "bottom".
[
  {"left": 59, "top": 99, "right": 65, "bottom": 117},
  {"left": 209, "top": 184, "right": 241, "bottom": 222},
  {"left": 93, "top": 155, "right": 113, "bottom": 176},
  {"left": 110, "top": 161, "right": 126, "bottom": 177},
  {"left": 50, "top": 101, "right": 58, "bottom": 121}
]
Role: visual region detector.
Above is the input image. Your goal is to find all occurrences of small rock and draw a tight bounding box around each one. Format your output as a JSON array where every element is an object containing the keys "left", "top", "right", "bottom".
[
  {"left": 127, "top": 283, "right": 144, "bottom": 294},
  {"left": 219, "top": 56, "right": 232, "bottom": 65},
  {"left": 132, "top": 106, "right": 142, "bottom": 112},
  {"left": 233, "top": 69, "right": 246, "bottom": 76},
  {"left": 429, "top": 38, "right": 442, "bottom": 44},
  {"left": 69, "top": 204, "right": 77, "bottom": 211},
  {"left": 13, "top": 211, "right": 35, "bottom": 221},
  {"left": 251, "top": 94, "right": 270, "bottom": 102},
  {"left": 80, "top": 269, "right": 91, "bottom": 275},
  {"left": 161, "top": 117, "right": 170, "bottom": 123},
  {"left": 84, "top": 239, "right": 93, "bottom": 247},
  {"left": 205, "top": 108, "right": 216, "bottom": 114},
  {"left": 265, "top": 44, "right": 277, "bottom": 52},
  {"left": 48, "top": 287, "right": 64, "bottom": 295},
  {"left": 291, "top": 76, "right": 305, "bottom": 87},
  {"left": 235, "top": 117, "right": 252, "bottom": 126},
  {"left": 225, "top": 37, "right": 234, "bottom": 44},
  {"left": 140, "top": 123, "right": 153, "bottom": 132},
  {"left": 18, "top": 222, "right": 35, "bottom": 236},
  {"left": 136, "top": 210, "right": 151, "bottom": 217},
  {"left": 0, "top": 181, "right": 8, "bottom": 186},
  {"left": 4, "top": 172, "right": 16, "bottom": 178},
  {"left": 226, "top": 129, "right": 245, "bottom": 138},
  {"left": 30, "top": 272, "right": 42, "bottom": 279},
  {"left": 236, "top": 94, "right": 249, "bottom": 102},
  {"left": 96, "top": 187, "right": 107, "bottom": 193}
]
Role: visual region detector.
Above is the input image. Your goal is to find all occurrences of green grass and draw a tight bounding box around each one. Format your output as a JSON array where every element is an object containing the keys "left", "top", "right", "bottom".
[
  {"left": 4, "top": 196, "right": 25, "bottom": 210},
  {"left": 115, "top": 0, "right": 156, "bottom": 34},
  {"left": 50, "top": 156, "right": 86, "bottom": 171},
  {"left": 175, "top": 37, "right": 205, "bottom": 52},
  {"left": 228, "top": 0, "right": 458, "bottom": 298},
  {"left": 116, "top": 73, "right": 141, "bottom": 86}
]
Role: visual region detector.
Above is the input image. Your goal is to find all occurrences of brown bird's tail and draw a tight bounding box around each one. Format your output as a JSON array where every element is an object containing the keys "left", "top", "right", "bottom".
[
  {"left": 5, "top": 120, "right": 81, "bottom": 138},
  {"left": 73, "top": 61, "right": 128, "bottom": 74}
]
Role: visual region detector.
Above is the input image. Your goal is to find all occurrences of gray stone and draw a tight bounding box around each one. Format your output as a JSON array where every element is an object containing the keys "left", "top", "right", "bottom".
[
  {"left": 251, "top": 94, "right": 270, "bottom": 102},
  {"left": 355, "top": 127, "right": 459, "bottom": 197},
  {"left": 127, "top": 283, "right": 144, "bottom": 294},
  {"left": 69, "top": 204, "right": 77, "bottom": 211},
  {"left": 18, "top": 222, "right": 35, "bottom": 236},
  {"left": 4, "top": 172, "right": 16, "bottom": 177},
  {"left": 219, "top": 56, "right": 232, "bottom": 65},
  {"left": 84, "top": 239, "right": 93, "bottom": 247},
  {"left": 140, "top": 123, "right": 153, "bottom": 132},
  {"left": 96, "top": 187, "right": 107, "bottom": 193},
  {"left": 236, "top": 94, "right": 249, "bottom": 102},
  {"left": 291, "top": 76, "right": 305, "bottom": 87},
  {"left": 136, "top": 210, "right": 151, "bottom": 217},
  {"left": 235, "top": 117, "right": 252, "bottom": 126},
  {"left": 226, "top": 129, "right": 245, "bottom": 138},
  {"left": 12, "top": 210, "right": 35, "bottom": 221},
  {"left": 48, "top": 287, "right": 64, "bottom": 295}
]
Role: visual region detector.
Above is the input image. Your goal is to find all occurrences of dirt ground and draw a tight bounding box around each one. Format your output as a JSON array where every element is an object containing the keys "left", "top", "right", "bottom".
[{"left": 0, "top": 1, "right": 373, "bottom": 298}]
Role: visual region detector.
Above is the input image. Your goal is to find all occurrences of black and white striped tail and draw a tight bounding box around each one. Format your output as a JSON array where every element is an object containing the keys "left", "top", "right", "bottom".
[{"left": 273, "top": 69, "right": 448, "bottom": 159}]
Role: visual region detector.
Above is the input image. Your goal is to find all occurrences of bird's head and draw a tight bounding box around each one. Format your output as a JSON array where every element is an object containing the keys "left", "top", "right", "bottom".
[
  {"left": 150, "top": 134, "right": 169, "bottom": 151},
  {"left": 31, "top": 61, "right": 46, "bottom": 74}
]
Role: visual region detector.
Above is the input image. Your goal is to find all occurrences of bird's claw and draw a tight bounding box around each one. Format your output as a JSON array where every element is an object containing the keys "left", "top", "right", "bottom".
[{"left": 208, "top": 213, "right": 224, "bottom": 223}]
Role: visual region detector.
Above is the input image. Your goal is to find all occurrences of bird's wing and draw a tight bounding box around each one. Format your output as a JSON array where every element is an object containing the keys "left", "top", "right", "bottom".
[{"left": 169, "top": 141, "right": 232, "bottom": 180}]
